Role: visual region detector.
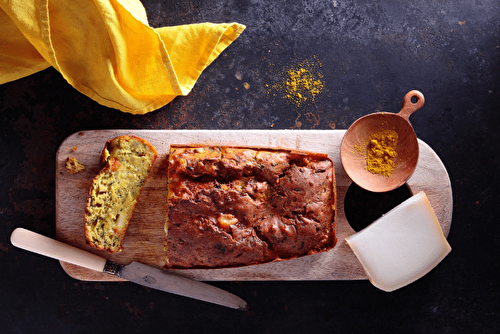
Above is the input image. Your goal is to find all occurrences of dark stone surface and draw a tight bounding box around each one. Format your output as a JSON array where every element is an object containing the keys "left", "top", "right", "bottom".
[
  {"left": 344, "top": 183, "right": 412, "bottom": 232},
  {"left": 1, "top": 0, "right": 499, "bottom": 333}
]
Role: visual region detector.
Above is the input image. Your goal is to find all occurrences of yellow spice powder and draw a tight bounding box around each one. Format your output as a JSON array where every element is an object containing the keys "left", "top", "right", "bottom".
[
  {"left": 365, "top": 129, "right": 399, "bottom": 177},
  {"left": 267, "top": 57, "right": 325, "bottom": 107},
  {"left": 284, "top": 67, "right": 324, "bottom": 106}
]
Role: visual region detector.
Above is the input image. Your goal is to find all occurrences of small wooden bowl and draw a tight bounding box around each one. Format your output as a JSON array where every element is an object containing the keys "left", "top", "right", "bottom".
[{"left": 340, "top": 90, "right": 425, "bottom": 193}]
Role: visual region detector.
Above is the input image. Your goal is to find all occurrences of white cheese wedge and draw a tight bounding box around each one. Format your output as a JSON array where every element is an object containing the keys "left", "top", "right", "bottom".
[{"left": 345, "top": 191, "right": 451, "bottom": 292}]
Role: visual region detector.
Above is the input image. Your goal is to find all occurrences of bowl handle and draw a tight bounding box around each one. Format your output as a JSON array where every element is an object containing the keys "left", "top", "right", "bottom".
[{"left": 399, "top": 90, "right": 425, "bottom": 121}]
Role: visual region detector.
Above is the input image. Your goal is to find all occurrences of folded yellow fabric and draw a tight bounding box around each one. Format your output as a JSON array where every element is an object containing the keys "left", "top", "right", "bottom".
[{"left": 0, "top": 0, "right": 245, "bottom": 114}]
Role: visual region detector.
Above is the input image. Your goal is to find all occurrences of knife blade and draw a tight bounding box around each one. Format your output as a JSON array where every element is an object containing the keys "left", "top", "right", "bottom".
[{"left": 10, "top": 228, "right": 248, "bottom": 311}]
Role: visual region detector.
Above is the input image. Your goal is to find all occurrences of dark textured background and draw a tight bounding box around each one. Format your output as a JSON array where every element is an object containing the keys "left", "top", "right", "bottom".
[{"left": 1, "top": 0, "right": 499, "bottom": 333}]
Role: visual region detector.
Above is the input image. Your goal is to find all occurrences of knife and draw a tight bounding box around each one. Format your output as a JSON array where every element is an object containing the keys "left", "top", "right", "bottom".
[{"left": 10, "top": 228, "right": 248, "bottom": 311}]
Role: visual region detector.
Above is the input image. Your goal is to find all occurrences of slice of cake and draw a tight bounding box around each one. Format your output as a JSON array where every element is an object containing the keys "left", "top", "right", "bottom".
[
  {"left": 84, "top": 135, "right": 158, "bottom": 252},
  {"left": 165, "top": 145, "right": 337, "bottom": 268}
]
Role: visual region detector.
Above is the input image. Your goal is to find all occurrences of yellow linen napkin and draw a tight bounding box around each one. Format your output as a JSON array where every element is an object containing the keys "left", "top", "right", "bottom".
[{"left": 0, "top": 0, "right": 245, "bottom": 114}]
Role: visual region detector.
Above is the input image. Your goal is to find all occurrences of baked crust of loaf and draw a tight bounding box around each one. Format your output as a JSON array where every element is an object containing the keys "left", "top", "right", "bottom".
[
  {"left": 84, "top": 135, "right": 158, "bottom": 252},
  {"left": 165, "top": 145, "right": 336, "bottom": 268}
]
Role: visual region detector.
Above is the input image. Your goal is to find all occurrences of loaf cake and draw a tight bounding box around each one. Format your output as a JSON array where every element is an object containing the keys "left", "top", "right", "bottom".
[
  {"left": 84, "top": 135, "right": 158, "bottom": 252},
  {"left": 165, "top": 145, "right": 336, "bottom": 268}
]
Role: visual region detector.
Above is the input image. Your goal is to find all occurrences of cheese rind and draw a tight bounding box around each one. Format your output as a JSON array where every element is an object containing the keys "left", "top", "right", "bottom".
[{"left": 345, "top": 191, "right": 451, "bottom": 292}]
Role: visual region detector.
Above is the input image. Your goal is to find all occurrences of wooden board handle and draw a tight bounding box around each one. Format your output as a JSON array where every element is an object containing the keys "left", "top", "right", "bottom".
[{"left": 11, "top": 228, "right": 107, "bottom": 273}]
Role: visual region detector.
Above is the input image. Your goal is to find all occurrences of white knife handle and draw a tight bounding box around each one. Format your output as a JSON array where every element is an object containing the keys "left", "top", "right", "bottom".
[{"left": 11, "top": 228, "right": 107, "bottom": 273}]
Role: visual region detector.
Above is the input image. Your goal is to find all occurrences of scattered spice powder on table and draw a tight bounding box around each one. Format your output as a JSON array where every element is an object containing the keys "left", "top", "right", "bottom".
[
  {"left": 365, "top": 129, "right": 399, "bottom": 177},
  {"left": 266, "top": 57, "right": 325, "bottom": 107}
]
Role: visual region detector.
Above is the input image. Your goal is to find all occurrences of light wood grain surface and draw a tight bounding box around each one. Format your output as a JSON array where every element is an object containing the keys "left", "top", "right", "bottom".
[{"left": 55, "top": 130, "right": 452, "bottom": 282}]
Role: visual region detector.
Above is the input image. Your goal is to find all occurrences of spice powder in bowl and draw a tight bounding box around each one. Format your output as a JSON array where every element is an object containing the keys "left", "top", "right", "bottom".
[{"left": 365, "top": 129, "right": 399, "bottom": 177}]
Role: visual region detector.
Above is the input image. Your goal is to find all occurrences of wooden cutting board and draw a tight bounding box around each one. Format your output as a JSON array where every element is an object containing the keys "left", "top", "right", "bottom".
[{"left": 55, "top": 130, "right": 452, "bottom": 281}]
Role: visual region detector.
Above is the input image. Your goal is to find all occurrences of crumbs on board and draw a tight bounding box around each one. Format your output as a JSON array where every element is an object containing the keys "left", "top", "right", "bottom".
[{"left": 65, "top": 157, "right": 86, "bottom": 174}]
